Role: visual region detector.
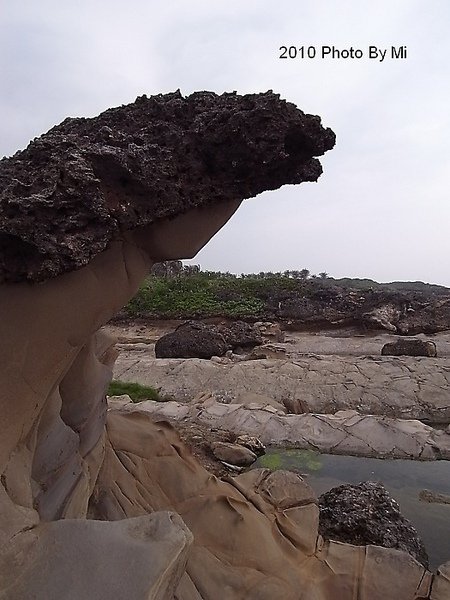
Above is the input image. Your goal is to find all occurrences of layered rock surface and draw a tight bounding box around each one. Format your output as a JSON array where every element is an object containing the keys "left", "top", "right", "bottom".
[
  {"left": 110, "top": 397, "right": 450, "bottom": 460},
  {"left": 2, "top": 91, "right": 449, "bottom": 599},
  {"left": 93, "top": 409, "right": 439, "bottom": 599},
  {"left": 0, "top": 91, "right": 337, "bottom": 599},
  {"left": 114, "top": 352, "right": 450, "bottom": 423}
]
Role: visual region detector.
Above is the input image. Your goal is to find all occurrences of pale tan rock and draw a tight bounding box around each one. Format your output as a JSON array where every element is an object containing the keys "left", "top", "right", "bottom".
[
  {"left": 234, "top": 390, "right": 286, "bottom": 413},
  {"left": 3, "top": 512, "right": 192, "bottom": 600},
  {"left": 118, "top": 399, "right": 450, "bottom": 460},
  {"left": 114, "top": 353, "right": 450, "bottom": 423},
  {"left": 210, "top": 441, "right": 257, "bottom": 466},
  {"left": 94, "top": 411, "right": 436, "bottom": 600},
  {"left": 430, "top": 561, "right": 450, "bottom": 599},
  {"left": 254, "top": 322, "right": 285, "bottom": 342},
  {"left": 0, "top": 201, "right": 245, "bottom": 598},
  {"left": 1, "top": 194, "right": 447, "bottom": 598}
]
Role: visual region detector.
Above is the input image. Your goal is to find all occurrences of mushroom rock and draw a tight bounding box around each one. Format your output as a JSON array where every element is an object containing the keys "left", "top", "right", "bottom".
[
  {"left": 2, "top": 90, "right": 436, "bottom": 599},
  {"left": 0, "top": 90, "right": 335, "bottom": 283}
]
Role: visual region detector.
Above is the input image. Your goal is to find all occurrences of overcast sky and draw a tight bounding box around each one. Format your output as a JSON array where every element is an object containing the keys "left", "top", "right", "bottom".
[{"left": 1, "top": 1, "right": 449, "bottom": 285}]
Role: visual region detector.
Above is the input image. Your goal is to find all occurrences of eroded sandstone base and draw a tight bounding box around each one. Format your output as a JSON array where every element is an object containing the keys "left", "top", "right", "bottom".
[{"left": 90, "top": 409, "right": 448, "bottom": 600}]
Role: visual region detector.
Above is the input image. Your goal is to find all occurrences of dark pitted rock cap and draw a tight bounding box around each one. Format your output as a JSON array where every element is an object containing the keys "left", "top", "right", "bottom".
[
  {"left": 0, "top": 90, "right": 335, "bottom": 283},
  {"left": 319, "top": 481, "right": 429, "bottom": 567}
]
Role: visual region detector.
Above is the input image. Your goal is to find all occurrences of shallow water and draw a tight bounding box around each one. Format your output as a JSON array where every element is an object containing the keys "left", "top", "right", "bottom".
[{"left": 255, "top": 449, "right": 450, "bottom": 569}]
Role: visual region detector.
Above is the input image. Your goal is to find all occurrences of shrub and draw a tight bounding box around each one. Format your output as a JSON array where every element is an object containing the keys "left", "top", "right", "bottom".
[{"left": 107, "top": 380, "right": 161, "bottom": 402}]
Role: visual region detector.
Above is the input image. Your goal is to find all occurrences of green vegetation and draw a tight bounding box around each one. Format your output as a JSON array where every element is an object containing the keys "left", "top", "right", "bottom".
[
  {"left": 257, "top": 449, "right": 323, "bottom": 472},
  {"left": 257, "top": 452, "right": 282, "bottom": 470},
  {"left": 107, "top": 380, "right": 161, "bottom": 402},
  {"left": 122, "top": 265, "right": 449, "bottom": 320},
  {"left": 125, "top": 272, "right": 270, "bottom": 318}
]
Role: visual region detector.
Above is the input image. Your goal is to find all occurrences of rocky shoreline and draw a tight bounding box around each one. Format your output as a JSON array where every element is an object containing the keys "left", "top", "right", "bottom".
[
  {"left": 2, "top": 91, "right": 449, "bottom": 599},
  {"left": 112, "top": 325, "right": 450, "bottom": 424},
  {"left": 109, "top": 396, "right": 450, "bottom": 460}
]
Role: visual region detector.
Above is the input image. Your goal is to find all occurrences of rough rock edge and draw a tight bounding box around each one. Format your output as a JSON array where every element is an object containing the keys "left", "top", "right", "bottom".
[{"left": 0, "top": 90, "right": 335, "bottom": 283}]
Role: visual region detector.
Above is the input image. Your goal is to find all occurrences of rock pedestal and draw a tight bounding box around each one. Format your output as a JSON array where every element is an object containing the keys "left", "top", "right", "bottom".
[{"left": 0, "top": 91, "right": 336, "bottom": 598}]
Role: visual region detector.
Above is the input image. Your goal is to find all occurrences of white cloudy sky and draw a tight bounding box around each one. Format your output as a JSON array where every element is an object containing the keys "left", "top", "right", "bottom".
[{"left": 1, "top": 1, "right": 449, "bottom": 284}]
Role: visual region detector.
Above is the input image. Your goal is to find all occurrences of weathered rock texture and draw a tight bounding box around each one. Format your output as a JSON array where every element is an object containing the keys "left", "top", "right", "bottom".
[
  {"left": 110, "top": 397, "right": 450, "bottom": 460},
  {"left": 219, "top": 320, "right": 263, "bottom": 349},
  {"left": 319, "top": 482, "right": 428, "bottom": 567},
  {"left": 382, "top": 338, "right": 437, "bottom": 357},
  {"left": 0, "top": 90, "right": 334, "bottom": 283},
  {"left": 114, "top": 352, "right": 450, "bottom": 423},
  {"left": 155, "top": 321, "right": 228, "bottom": 359},
  {"left": 155, "top": 320, "right": 264, "bottom": 358},
  {"left": 0, "top": 91, "right": 337, "bottom": 598},
  {"left": 95, "top": 409, "right": 438, "bottom": 600},
  {"left": 3, "top": 513, "right": 192, "bottom": 600},
  {"left": 274, "top": 288, "right": 450, "bottom": 335},
  {"left": 210, "top": 441, "right": 257, "bottom": 466},
  {"left": 3, "top": 92, "right": 450, "bottom": 598}
]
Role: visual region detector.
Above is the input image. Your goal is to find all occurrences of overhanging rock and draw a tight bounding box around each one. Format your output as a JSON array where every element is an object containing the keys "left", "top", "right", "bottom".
[{"left": 0, "top": 90, "right": 335, "bottom": 283}]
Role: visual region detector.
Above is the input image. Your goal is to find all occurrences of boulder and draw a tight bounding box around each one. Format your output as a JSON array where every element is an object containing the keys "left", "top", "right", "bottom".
[
  {"left": 235, "top": 434, "right": 266, "bottom": 456},
  {"left": 254, "top": 321, "right": 285, "bottom": 342},
  {"left": 382, "top": 338, "right": 437, "bottom": 357},
  {"left": 218, "top": 320, "right": 263, "bottom": 350},
  {"left": 363, "top": 304, "right": 400, "bottom": 332},
  {"left": 210, "top": 441, "right": 257, "bottom": 466},
  {"left": 319, "top": 481, "right": 429, "bottom": 567},
  {"left": 155, "top": 321, "right": 228, "bottom": 359},
  {"left": 419, "top": 489, "right": 450, "bottom": 505}
]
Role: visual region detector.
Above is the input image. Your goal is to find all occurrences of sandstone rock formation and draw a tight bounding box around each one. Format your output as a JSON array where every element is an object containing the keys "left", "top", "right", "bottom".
[
  {"left": 114, "top": 352, "right": 450, "bottom": 423},
  {"left": 0, "top": 91, "right": 339, "bottom": 599},
  {"left": 111, "top": 397, "right": 450, "bottom": 460},
  {"left": 95, "top": 409, "right": 439, "bottom": 600},
  {"left": 210, "top": 440, "right": 257, "bottom": 467},
  {"left": 3, "top": 90, "right": 449, "bottom": 598},
  {"left": 382, "top": 338, "right": 437, "bottom": 357}
]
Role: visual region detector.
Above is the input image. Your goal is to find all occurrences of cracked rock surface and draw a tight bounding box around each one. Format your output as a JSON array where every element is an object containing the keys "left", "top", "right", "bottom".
[
  {"left": 97, "top": 409, "right": 442, "bottom": 600},
  {"left": 113, "top": 352, "right": 450, "bottom": 423},
  {"left": 109, "top": 397, "right": 450, "bottom": 460},
  {"left": 4, "top": 92, "right": 450, "bottom": 598}
]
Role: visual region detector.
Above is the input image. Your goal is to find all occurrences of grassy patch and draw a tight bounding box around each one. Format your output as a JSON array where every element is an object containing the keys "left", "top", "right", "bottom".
[{"left": 107, "top": 380, "right": 160, "bottom": 402}]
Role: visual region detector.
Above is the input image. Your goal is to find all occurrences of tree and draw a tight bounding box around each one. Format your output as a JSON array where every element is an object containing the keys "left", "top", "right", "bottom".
[
  {"left": 182, "top": 264, "right": 201, "bottom": 276},
  {"left": 318, "top": 272, "right": 328, "bottom": 280},
  {"left": 299, "top": 269, "right": 310, "bottom": 280},
  {"left": 150, "top": 260, "right": 183, "bottom": 278}
]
